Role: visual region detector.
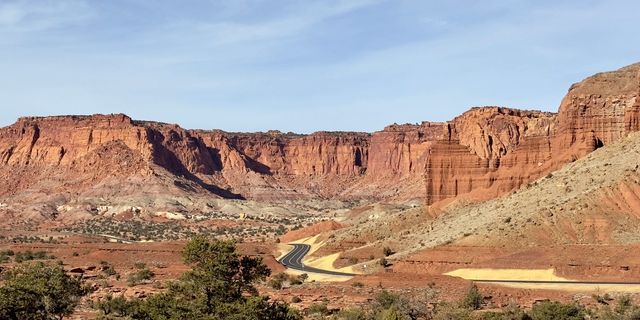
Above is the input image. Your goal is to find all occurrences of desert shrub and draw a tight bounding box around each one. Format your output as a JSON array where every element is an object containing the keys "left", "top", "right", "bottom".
[
  {"left": 270, "top": 272, "right": 307, "bottom": 288},
  {"left": 127, "top": 268, "right": 154, "bottom": 286},
  {"left": 0, "top": 252, "right": 10, "bottom": 264},
  {"left": 14, "top": 250, "right": 54, "bottom": 263},
  {"left": 383, "top": 247, "right": 394, "bottom": 257},
  {"left": 134, "top": 262, "right": 146, "bottom": 269},
  {"left": 626, "top": 308, "right": 640, "bottom": 320},
  {"left": 349, "top": 257, "right": 359, "bottom": 264},
  {"left": 306, "top": 303, "right": 330, "bottom": 317},
  {"left": 291, "top": 296, "right": 302, "bottom": 303},
  {"left": 378, "top": 305, "right": 404, "bottom": 320},
  {"left": 351, "top": 281, "right": 365, "bottom": 288},
  {"left": 615, "top": 295, "right": 633, "bottom": 314},
  {"left": 0, "top": 262, "right": 86, "bottom": 319},
  {"left": 593, "top": 293, "right": 613, "bottom": 305},
  {"left": 461, "top": 284, "right": 483, "bottom": 310},
  {"left": 375, "top": 290, "right": 431, "bottom": 319},
  {"left": 290, "top": 273, "right": 308, "bottom": 285},
  {"left": 337, "top": 307, "right": 367, "bottom": 320},
  {"left": 296, "top": 273, "right": 308, "bottom": 284},
  {"left": 95, "top": 295, "right": 140, "bottom": 317},
  {"left": 479, "top": 305, "right": 528, "bottom": 320},
  {"left": 101, "top": 236, "right": 301, "bottom": 319},
  {"left": 528, "top": 301, "right": 584, "bottom": 320},
  {"left": 268, "top": 278, "right": 284, "bottom": 290},
  {"left": 433, "top": 302, "right": 472, "bottom": 320},
  {"left": 591, "top": 306, "right": 622, "bottom": 320},
  {"left": 269, "top": 272, "right": 288, "bottom": 289},
  {"left": 273, "top": 272, "right": 289, "bottom": 282},
  {"left": 103, "top": 265, "right": 117, "bottom": 277},
  {"left": 379, "top": 257, "right": 389, "bottom": 267},
  {"left": 376, "top": 290, "right": 401, "bottom": 309}
]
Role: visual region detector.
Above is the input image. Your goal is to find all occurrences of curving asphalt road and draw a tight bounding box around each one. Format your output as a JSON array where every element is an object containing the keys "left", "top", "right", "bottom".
[{"left": 279, "top": 243, "right": 355, "bottom": 277}]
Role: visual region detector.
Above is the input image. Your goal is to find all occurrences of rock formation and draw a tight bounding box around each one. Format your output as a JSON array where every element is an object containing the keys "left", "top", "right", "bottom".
[{"left": 0, "top": 63, "right": 637, "bottom": 207}]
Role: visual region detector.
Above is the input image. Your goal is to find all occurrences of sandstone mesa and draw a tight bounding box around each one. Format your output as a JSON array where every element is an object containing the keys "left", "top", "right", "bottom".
[{"left": 0, "top": 63, "right": 638, "bottom": 214}]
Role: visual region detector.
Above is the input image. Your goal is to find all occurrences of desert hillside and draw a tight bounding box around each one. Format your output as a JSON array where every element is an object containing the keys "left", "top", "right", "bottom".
[{"left": 325, "top": 129, "right": 640, "bottom": 259}]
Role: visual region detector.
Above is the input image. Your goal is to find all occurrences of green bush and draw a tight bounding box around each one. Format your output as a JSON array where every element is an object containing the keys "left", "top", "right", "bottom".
[
  {"left": 528, "top": 301, "right": 584, "bottom": 320},
  {"left": 337, "top": 307, "right": 367, "bottom": 320},
  {"left": 615, "top": 295, "right": 633, "bottom": 314},
  {"left": 433, "top": 302, "right": 472, "bottom": 320},
  {"left": 14, "top": 250, "right": 54, "bottom": 263},
  {"left": 479, "top": 306, "right": 528, "bottom": 320},
  {"left": 268, "top": 278, "right": 284, "bottom": 290},
  {"left": 0, "top": 262, "right": 86, "bottom": 319},
  {"left": 94, "top": 236, "right": 301, "bottom": 320},
  {"left": 95, "top": 295, "right": 140, "bottom": 317},
  {"left": 306, "top": 303, "right": 330, "bottom": 316},
  {"left": 298, "top": 273, "right": 308, "bottom": 281},
  {"left": 592, "top": 293, "right": 612, "bottom": 305},
  {"left": 461, "top": 284, "right": 483, "bottom": 310},
  {"left": 375, "top": 290, "right": 401, "bottom": 310},
  {"left": 269, "top": 272, "right": 307, "bottom": 288},
  {"left": 378, "top": 306, "right": 404, "bottom": 320},
  {"left": 127, "top": 268, "right": 155, "bottom": 287},
  {"left": 103, "top": 265, "right": 117, "bottom": 277}
]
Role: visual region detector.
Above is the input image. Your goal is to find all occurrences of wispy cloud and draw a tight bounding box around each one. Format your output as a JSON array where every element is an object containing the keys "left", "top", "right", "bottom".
[
  {"left": 0, "top": 0, "right": 638, "bottom": 132},
  {"left": 136, "top": 0, "right": 382, "bottom": 55},
  {"left": 0, "top": 0, "right": 93, "bottom": 32}
]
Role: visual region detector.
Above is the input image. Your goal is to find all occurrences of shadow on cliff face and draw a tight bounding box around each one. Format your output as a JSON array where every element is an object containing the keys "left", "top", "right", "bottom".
[
  {"left": 149, "top": 133, "right": 245, "bottom": 200},
  {"left": 206, "top": 147, "right": 272, "bottom": 175},
  {"left": 241, "top": 154, "right": 272, "bottom": 175},
  {"left": 206, "top": 147, "right": 224, "bottom": 171},
  {"left": 183, "top": 173, "right": 245, "bottom": 200}
]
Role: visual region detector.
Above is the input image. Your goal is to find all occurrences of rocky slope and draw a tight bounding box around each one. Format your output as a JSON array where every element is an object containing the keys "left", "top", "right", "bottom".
[
  {"left": 0, "top": 63, "right": 637, "bottom": 216},
  {"left": 318, "top": 128, "right": 640, "bottom": 277}
]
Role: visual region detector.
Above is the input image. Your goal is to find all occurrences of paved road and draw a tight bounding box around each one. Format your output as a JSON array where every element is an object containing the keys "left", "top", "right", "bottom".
[{"left": 279, "top": 244, "right": 355, "bottom": 277}]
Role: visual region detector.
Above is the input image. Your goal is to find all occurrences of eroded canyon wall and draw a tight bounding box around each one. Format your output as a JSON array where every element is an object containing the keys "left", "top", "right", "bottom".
[{"left": 0, "top": 63, "right": 638, "bottom": 204}]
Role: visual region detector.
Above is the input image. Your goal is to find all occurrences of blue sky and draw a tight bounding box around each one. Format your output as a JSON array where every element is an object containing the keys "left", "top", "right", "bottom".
[{"left": 0, "top": 0, "right": 638, "bottom": 133}]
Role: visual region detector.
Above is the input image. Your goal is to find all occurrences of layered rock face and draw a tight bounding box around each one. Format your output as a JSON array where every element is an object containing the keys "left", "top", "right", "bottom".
[
  {"left": 423, "top": 63, "right": 639, "bottom": 204},
  {"left": 0, "top": 114, "right": 218, "bottom": 176},
  {"left": 0, "top": 63, "right": 637, "bottom": 205},
  {"left": 393, "top": 108, "right": 557, "bottom": 204},
  {"left": 554, "top": 62, "right": 640, "bottom": 159},
  {"left": 202, "top": 131, "right": 370, "bottom": 176}
]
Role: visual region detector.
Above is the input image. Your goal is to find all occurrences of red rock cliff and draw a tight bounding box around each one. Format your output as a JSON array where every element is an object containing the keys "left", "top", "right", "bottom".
[
  {"left": 553, "top": 63, "right": 640, "bottom": 159},
  {"left": 0, "top": 63, "right": 637, "bottom": 205}
]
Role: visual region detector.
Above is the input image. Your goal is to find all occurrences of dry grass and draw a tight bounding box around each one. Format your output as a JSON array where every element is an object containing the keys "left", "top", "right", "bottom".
[{"left": 327, "top": 132, "right": 640, "bottom": 262}]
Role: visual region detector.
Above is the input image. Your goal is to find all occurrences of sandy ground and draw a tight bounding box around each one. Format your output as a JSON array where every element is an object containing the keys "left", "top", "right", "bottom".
[
  {"left": 445, "top": 268, "right": 569, "bottom": 281},
  {"left": 493, "top": 282, "right": 640, "bottom": 292},
  {"left": 446, "top": 268, "right": 640, "bottom": 292}
]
